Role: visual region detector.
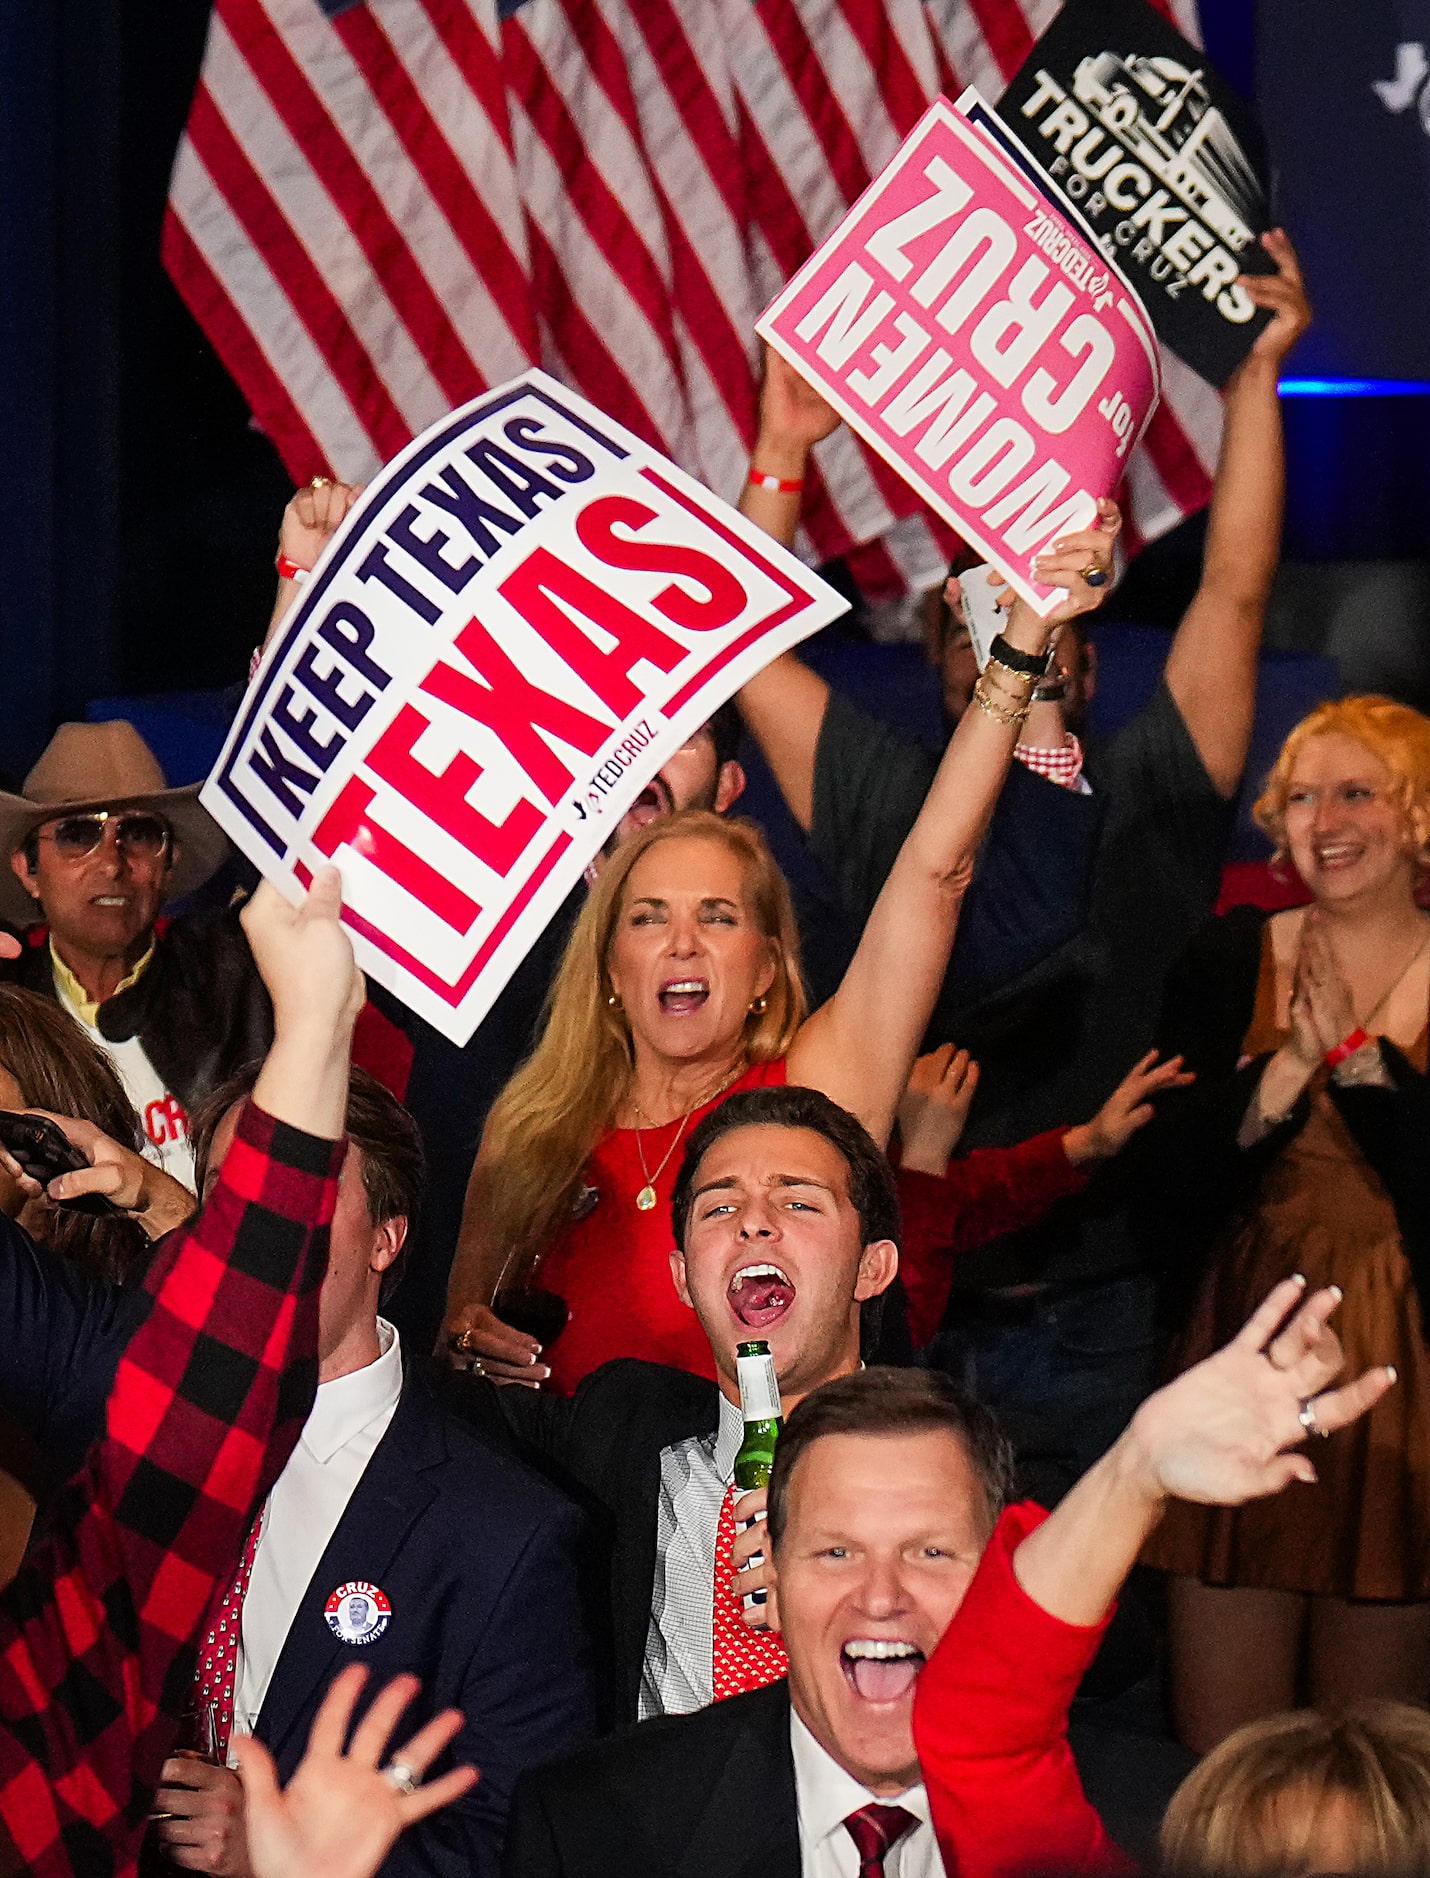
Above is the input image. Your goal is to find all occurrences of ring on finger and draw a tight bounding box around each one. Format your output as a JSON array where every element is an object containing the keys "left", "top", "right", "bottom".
[
  {"left": 1299, "top": 1396, "right": 1331, "bottom": 1440},
  {"left": 383, "top": 1760, "right": 418, "bottom": 1796},
  {"left": 456, "top": 1328, "right": 475, "bottom": 1352},
  {"left": 1081, "top": 563, "right": 1108, "bottom": 588},
  {"left": 473, "top": 1357, "right": 485, "bottom": 1378},
  {"left": 310, "top": 475, "right": 332, "bottom": 491}
]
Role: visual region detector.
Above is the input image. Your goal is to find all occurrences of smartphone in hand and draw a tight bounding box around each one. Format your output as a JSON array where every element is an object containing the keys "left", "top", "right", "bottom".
[{"left": 0, "top": 1112, "right": 122, "bottom": 1216}]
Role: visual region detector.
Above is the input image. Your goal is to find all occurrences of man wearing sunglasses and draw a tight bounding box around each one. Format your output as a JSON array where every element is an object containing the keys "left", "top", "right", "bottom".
[{"left": 0, "top": 718, "right": 271, "bottom": 1186}]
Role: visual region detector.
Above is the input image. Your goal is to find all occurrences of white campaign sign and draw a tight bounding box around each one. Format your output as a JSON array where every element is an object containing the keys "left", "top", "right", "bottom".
[{"left": 203, "top": 372, "right": 847, "bottom": 1043}]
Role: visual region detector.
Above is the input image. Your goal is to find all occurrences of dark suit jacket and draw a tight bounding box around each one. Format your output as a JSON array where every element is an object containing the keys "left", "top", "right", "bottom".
[
  {"left": 502, "top": 1677, "right": 799, "bottom": 1878},
  {"left": 0, "top": 1229, "right": 596, "bottom": 1875},
  {"left": 441, "top": 1358, "right": 720, "bottom": 1726}
]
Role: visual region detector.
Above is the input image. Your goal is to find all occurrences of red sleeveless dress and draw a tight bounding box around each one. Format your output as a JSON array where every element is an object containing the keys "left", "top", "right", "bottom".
[{"left": 536, "top": 1059, "right": 788, "bottom": 1393}]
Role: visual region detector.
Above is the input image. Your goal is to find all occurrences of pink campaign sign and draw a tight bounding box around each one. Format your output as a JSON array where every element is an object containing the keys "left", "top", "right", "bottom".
[{"left": 758, "top": 94, "right": 1160, "bottom": 616}]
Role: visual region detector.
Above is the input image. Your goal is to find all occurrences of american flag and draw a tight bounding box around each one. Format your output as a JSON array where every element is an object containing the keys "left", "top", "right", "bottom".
[{"left": 163, "top": 0, "right": 1219, "bottom": 601}]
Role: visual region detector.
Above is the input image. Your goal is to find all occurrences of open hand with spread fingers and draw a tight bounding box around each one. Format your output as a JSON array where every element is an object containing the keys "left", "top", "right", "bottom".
[
  {"left": 233, "top": 1667, "right": 476, "bottom": 1878},
  {"left": 1063, "top": 1051, "right": 1194, "bottom": 1167},
  {"left": 1122, "top": 1276, "right": 1396, "bottom": 1510}
]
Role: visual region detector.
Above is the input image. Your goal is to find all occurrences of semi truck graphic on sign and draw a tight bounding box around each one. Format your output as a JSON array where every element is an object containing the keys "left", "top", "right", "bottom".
[{"left": 1072, "top": 52, "right": 1262, "bottom": 255}]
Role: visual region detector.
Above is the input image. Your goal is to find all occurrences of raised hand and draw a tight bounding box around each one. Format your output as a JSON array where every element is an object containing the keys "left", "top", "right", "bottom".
[
  {"left": 1030, "top": 497, "right": 1123, "bottom": 625},
  {"left": 242, "top": 871, "right": 364, "bottom": 1141},
  {"left": 444, "top": 1302, "right": 550, "bottom": 1386},
  {"left": 1063, "top": 1051, "right": 1194, "bottom": 1167},
  {"left": 1125, "top": 1277, "right": 1396, "bottom": 1508},
  {"left": 233, "top": 1667, "right": 476, "bottom": 1878},
  {"left": 1241, "top": 228, "right": 1312, "bottom": 368},
  {"left": 278, "top": 479, "right": 364, "bottom": 577},
  {"left": 240, "top": 872, "right": 364, "bottom": 1043},
  {"left": 897, "top": 1044, "right": 981, "bottom": 1175},
  {"left": 755, "top": 345, "right": 842, "bottom": 457}
]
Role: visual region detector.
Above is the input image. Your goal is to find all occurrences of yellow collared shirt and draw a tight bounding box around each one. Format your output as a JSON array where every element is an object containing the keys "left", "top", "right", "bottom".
[{"left": 50, "top": 938, "right": 156, "bottom": 1029}]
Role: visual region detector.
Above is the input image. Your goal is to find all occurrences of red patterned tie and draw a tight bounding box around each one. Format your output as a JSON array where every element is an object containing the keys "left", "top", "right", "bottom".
[
  {"left": 844, "top": 1803, "right": 918, "bottom": 1877},
  {"left": 710, "top": 1482, "right": 789, "bottom": 1702},
  {"left": 194, "top": 1508, "right": 265, "bottom": 1758}
]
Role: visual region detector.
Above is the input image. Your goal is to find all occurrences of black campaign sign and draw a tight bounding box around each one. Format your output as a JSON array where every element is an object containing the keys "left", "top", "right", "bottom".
[{"left": 999, "top": 0, "right": 1274, "bottom": 387}]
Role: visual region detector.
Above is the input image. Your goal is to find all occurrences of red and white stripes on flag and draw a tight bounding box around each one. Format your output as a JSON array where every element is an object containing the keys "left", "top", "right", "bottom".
[{"left": 164, "top": 0, "right": 1218, "bottom": 601}]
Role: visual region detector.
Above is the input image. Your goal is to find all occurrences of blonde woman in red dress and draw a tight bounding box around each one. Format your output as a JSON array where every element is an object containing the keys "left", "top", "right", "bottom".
[{"left": 442, "top": 516, "right": 1121, "bottom": 1392}]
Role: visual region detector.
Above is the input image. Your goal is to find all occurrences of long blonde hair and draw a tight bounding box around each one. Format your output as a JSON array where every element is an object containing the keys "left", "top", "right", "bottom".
[
  {"left": 1161, "top": 1702, "right": 1430, "bottom": 1876},
  {"left": 470, "top": 811, "right": 806, "bottom": 1296}
]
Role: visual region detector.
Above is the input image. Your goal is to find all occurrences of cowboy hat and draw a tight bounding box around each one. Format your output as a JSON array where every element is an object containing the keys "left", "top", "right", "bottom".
[{"left": 0, "top": 720, "right": 229, "bottom": 927}]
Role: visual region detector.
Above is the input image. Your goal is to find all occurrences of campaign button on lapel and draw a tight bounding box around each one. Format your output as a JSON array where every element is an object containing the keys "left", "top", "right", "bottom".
[{"left": 324, "top": 1580, "right": 392, "bottom": 1646}]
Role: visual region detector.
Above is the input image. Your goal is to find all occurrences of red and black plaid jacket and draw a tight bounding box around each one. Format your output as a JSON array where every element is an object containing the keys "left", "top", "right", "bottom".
[{"left": 0, "top": 1100, "right": 342, "bottom": 1877}]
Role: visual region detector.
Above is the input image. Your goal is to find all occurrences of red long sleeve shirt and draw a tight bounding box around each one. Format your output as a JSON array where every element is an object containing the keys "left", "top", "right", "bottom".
[
  {"left": 914, "top": 1502, "right": 1134, "bottom": 1878},
  {"left": 896, "top": 1131, "right": 1090, "bottom": 1346},
  {"left": 0, "top": 1101, "right": 342, "bottom": 1878}
]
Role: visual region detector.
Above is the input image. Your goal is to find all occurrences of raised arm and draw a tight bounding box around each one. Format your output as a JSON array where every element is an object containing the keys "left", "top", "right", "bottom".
[
  {"left": 733, "top": 350, "right": 842, "bottom": 830},
  {"left": 1013, "top": 1276, "right": 1393, "bottom": 1627},
  {"left": 913, "top": 1277, "right": 1393, "bottom": 1878},
  {"left": 261, "top": 479, "right": 364, "bottom": 659},
  {"left": 1162, "top": 230, "right": 1312, "bottom": 798},
  {"left": 786, "top": 518, "right": 1118, "bottom": 1146},
  {"left": 0, "top": 876, "right": 361, "bottom": 1871}
]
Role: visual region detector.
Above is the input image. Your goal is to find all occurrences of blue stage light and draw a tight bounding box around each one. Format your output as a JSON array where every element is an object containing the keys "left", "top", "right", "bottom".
[{"left": 1278, "top": 378, "right": 1430, "bottom": 396}]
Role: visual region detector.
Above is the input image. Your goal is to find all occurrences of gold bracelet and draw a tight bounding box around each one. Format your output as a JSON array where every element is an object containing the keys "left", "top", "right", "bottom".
[
  {"left": 984, "top": 655, "right": 1039, "bottom": 691},
  {"left": 978, "top": 671, "right": 1036, "bottom": 714},
  {"left": 972, "top": 681, "right": 1030, "bottom": 727},
  {"left": 977, "top": 664, "right": 1029, "bottom": 702}
]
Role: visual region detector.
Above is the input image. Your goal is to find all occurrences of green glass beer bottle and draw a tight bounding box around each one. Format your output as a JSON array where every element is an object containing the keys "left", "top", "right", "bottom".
[{"left": 733, "top": 1338, "right": 783, "bottom": 1489}]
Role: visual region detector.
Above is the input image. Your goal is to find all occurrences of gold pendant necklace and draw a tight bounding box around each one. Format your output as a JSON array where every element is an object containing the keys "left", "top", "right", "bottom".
[{"left": 633, "top": 1063, "right": 747, "bottom": 1210}]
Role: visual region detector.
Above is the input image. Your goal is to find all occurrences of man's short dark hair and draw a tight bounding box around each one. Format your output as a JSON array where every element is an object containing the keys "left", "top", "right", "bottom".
[
  {"left": 190, "top": 1063, "right": 425, "bottom": 1303},
  {"left": 671, "top": 1084, "right": 900, "bottom": 1255},
  {"left": 706, "top": 700, "right": 742, "bottom": 773},
  {"left": 767, "top": 1367, "right": 1014, "bottom": 1551},
  {"left": 671, "top": 1086, "right": 902, "bottom": 1362}
]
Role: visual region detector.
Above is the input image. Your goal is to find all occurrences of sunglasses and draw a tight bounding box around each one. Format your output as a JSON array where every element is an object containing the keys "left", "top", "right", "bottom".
[{"left": 37, "top": 812, "right": 172, "bottom": 862}]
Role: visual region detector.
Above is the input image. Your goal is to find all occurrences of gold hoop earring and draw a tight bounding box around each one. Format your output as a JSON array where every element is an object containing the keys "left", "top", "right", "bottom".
[{"left": 748, "top": 995, "right": 768, "bottom": 1016}]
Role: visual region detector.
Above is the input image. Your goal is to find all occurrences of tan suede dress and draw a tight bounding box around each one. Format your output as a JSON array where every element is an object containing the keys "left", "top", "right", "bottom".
[{"left": 1145, "top": 929, "right": 1430, "bottom": 1600}]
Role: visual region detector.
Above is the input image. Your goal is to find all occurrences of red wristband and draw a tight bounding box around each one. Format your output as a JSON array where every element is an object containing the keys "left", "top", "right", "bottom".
[
  {"left": 1325, "top": 1028, "right": 1371, "bottom": 1069},
  {"left": 748, "top": 468, "right": 805, "bottom": 494},
  {"left": 276, "top": 554, "right": 311, "bottom": 582}
]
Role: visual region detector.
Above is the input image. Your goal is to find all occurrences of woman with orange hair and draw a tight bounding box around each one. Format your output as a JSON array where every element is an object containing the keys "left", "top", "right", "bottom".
[{"left": 1142, "top": 695, "right": 1430, "bottom": 1751}]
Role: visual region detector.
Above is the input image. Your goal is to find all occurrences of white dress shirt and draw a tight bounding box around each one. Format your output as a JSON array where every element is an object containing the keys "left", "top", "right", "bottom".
[
  {"left": 791, "top": 1711, "right": 944, "bottom": 1878},
  {"left": 230, "top": 1320, "right": 404, "bottom": 1747},
  {"left": 638, "top": 1392, "right": 746, "bottom": 1719}
]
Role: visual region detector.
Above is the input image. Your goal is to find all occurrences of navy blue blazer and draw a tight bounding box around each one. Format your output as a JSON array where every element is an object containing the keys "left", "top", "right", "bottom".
[{"left": 0, "top": 1217, "right": 597, "bottom": 1874}]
